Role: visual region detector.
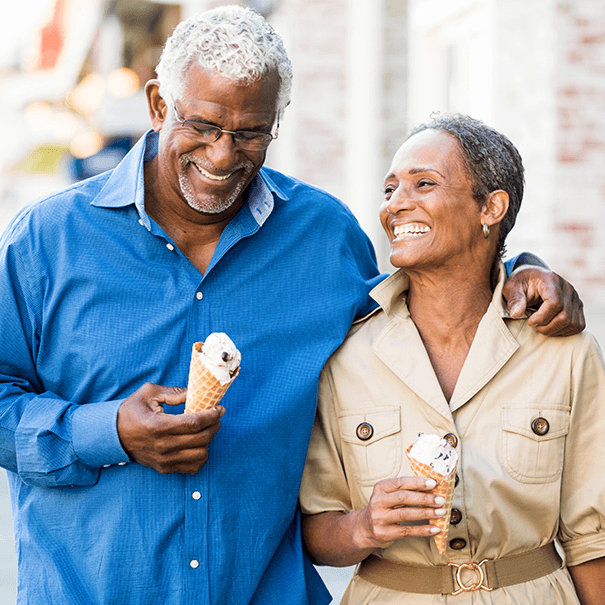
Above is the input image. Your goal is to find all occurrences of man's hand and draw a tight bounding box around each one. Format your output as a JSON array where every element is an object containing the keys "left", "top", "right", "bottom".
[
  {"left": 503, "top": 265, "right": 585, "bottom": 336},
  {"left": 117, "top": 382, "right": 224, "bottom": 474}
]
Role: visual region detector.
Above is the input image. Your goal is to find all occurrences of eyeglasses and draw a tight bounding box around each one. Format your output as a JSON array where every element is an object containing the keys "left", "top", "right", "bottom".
[{"left": 172, "top": 103, "right": 279, "bottom": 151}]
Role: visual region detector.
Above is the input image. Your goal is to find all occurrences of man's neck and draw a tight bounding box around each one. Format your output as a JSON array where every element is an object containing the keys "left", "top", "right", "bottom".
[{"left": 143, "top": 158, "right": 246, "bottom": 275}]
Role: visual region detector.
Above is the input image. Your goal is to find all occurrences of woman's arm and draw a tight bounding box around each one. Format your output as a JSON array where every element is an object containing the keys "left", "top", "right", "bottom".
[
  {"left": 302, "top": 475, "right": 445, "bottom": 567},
  {"left": 568, "top": 557, "right": 605, "bottom": 605}
]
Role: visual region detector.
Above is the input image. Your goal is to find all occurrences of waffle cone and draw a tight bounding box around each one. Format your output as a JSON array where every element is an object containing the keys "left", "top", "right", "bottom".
[
  {"left": 185, "top": 342, "right": 240, "bottom": 413},
  {"left": 405, "top": 445, "right": 456, "bottom": 555}
]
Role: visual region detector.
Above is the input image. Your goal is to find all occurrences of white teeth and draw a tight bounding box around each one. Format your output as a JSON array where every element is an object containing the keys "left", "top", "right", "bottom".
[
  {"left": 394, "top": 224, "right": 431, "bottom": 239},
  {"left": 195, "top": 164, "right": 233, "bottom": 181}
]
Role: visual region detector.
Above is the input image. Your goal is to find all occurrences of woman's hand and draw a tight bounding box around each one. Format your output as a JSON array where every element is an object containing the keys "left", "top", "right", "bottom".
[
  {"left": 353, "top": 475, "right": 446, "bottom": 550},
  {"left": 302, "top": 475, "right": 445, "bottom": 567}
]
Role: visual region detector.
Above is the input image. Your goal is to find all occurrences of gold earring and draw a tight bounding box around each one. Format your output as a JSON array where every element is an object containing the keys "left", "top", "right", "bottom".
[{"left": 482, "top": 223, "right": 490, "bottom": 239}]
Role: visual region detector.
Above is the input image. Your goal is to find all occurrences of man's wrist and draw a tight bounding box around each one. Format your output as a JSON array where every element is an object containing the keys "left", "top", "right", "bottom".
[{"left": 72, "top": 399, "right": 130, "bottom": 467}]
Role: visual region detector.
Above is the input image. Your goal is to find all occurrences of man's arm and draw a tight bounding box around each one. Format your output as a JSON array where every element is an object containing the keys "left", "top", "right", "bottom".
[
  {"left": 0, "top": 228, "right": 221, "bottom": 485},
  {"left": 502, "top": 255, "right": 585, "bottom": 336}
]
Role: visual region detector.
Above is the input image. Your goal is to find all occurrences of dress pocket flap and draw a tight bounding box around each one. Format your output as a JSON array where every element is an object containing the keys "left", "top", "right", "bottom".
[
  {"left": 339, "top": 406, "right": 401, "bottom": 446},
  {"left": 502, "top": 405, "right": 570, "bottom": 442}
]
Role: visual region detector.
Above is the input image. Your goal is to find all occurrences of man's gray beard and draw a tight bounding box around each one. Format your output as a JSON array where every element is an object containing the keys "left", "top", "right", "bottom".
[{"left": 178, "top": 158, "right": 254, "bottom": 215}]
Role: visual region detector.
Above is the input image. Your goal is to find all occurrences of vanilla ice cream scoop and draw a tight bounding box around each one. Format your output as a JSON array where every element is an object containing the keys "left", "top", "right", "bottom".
[
  {"left": 198, "top": 332, "right": 241, "bottom": 386},
  {"left": 407, "top": 433, "right": 458, "bottom": 476}
]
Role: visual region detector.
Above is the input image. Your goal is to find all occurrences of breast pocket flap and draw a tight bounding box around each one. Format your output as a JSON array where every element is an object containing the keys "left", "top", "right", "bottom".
[
  {"left": 502, "top": 406, "right": 570, "bottom": 442},
  {"left": 339, "top": 406, "right": 401, "bottom": 446}
]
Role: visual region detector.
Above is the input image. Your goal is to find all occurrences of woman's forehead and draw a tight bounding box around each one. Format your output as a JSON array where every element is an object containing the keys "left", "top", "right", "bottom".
[{"left": 388, "top": 130, "right": 465, "bottom": 177}]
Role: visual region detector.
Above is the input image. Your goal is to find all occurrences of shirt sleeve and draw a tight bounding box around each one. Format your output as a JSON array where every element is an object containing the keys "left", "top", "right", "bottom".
[
  {"left": 505, "top": 252, "right": 549, "bottom": 273},
  {"left": 557, "top": 333, "right": 605, "bottom": 566},
  {"left": 299, "top": 365, "right": 353, "bottom": 515},
  {"left": 0, "top": 216, "right": 129, "bottom": 487}
]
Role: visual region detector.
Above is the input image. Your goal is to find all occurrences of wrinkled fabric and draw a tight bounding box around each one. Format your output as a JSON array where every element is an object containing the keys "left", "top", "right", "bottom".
[{"left": 301, "top": 264, "right": 605, "bottom": 604}]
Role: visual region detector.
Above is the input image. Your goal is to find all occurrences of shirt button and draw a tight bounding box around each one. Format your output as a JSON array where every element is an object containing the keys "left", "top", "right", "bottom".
[
  {"left": 356, "top": 422, "right": 373, "bottom": 441},
  {"left": 196, "top": 292, "right": 203, "bottom": 300},
  {"left": 531, "top": 417, "right": 550, "bottom": 436},
  {"left": 454, "top": 474, "right": 460, "bottom": 487},
  {"left": 138, "top": 219, "right": 144, "bottom": 226},
  {"left": 450, "top": 508, "right": 462, "bottom": 525},
  {"left": 166, "top": 243, "right": 174, "bottom": 251},
  {"left": 443, "top": 433, "right": 458, "bottom": 448},
  {"left": 192, "top": 491, "right": 201, "bottom": 500},
  {"left": 449, "top": 538, "right": 467, "bottom": 550},
  {"left": 190, "top": 560, "right": 199, "bottom": 569}
]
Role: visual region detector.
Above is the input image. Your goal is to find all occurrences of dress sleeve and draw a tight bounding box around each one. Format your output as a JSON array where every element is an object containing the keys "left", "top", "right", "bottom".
[
  {"left": 0, "top": 216, "right": 129, "bottom": 487},
  {"left": 557, "top": 332, "right": 605, "bottom": 566},
  {"left": 299, "top": 365, "right": 353, "bottom": 515}
]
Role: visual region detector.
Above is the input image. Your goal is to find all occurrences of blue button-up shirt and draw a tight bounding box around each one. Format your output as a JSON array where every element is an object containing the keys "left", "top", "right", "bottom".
[{"left": 0, "top": 131, "right": 383, "bottom": 604}]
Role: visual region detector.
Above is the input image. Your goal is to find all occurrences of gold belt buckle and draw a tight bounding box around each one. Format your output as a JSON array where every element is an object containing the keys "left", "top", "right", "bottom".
[{"left": 448, "top": 559, "right": 494, "bottom": 595}]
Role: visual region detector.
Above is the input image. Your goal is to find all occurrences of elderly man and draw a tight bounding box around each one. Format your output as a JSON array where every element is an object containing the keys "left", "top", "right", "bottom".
[{"left": 0, "top": 5, "right": 583, "bottom": 605}]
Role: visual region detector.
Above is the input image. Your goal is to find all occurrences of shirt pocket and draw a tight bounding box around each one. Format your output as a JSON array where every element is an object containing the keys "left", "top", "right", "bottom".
[
  {"left": 338, "top": 406, "right": 401, "bottom": 487},
  {"left": 501, "top": 404, "right": 570, "bottom": 484}
]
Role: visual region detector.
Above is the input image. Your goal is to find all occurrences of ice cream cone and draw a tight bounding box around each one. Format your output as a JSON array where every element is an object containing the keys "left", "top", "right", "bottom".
[
  {"left": 405, "top": 444, "right": 456, "bottom": 555},
  {"left": 185, "top": 342, "right": 240, "bottom": 413}
]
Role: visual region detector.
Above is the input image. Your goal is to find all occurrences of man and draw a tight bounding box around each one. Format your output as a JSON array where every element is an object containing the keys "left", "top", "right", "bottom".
[{"left": 0, "top": 6, "right": 583, "bottom": 605}]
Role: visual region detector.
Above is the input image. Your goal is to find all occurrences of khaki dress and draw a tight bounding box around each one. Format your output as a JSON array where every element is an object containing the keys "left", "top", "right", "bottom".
[{"left": 300, "top": 264, "right": 605, "bottom": 604}]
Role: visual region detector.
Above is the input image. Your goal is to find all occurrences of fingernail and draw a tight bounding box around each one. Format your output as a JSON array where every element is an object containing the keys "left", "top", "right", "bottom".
[
  {"left": 434, "top": 508, "right": 446, "bottom": 516},
  {"left": 430, "top": 526, "right": 441, "bottom": 534},
  {"left": 434, "top": 496, "right": 445, "bottom": 505},
  {"left": 425, "top": 479, "right": 437, "bottom": 489}
]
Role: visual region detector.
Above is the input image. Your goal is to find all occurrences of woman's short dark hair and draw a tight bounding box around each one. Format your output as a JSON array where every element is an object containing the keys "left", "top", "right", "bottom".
[{"left": 407, "top": 113, "right": 524, "bottom": 261}]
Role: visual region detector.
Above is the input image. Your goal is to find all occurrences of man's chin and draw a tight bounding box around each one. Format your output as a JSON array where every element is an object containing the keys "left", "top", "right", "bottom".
[{"left": 184, "top": 191, "right": 241, "bottom": 215}]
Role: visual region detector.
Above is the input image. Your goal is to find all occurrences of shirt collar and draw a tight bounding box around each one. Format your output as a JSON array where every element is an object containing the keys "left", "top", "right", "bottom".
[
  {"left": 370, "top": 261, "right": 510, "bottom": 320},
  {"left": 92, "top": 129, "right": 280, "bottom": 228}
]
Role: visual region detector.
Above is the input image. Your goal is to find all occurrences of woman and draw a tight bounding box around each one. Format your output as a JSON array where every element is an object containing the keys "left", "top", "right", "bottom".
[{"left": 299, "top": 114, "right": 605, "bottom": 604}]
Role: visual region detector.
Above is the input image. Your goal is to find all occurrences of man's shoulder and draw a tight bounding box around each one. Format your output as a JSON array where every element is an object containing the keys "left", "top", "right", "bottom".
[{"left": 4, "top": 172, "right": 113, "bottom": 239}]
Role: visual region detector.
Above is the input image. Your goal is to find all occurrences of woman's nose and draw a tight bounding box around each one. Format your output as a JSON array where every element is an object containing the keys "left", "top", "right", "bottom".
[{"left": 386, "top": 187, "right": 416, "bottom": 215}]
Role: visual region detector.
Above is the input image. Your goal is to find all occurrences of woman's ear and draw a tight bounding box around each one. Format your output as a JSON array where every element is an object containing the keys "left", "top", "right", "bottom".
[
  {"left": 481, "top": 190, "right": 509, "bottom": 227},
  {"left": 145, "top": 80, "right": 168, "bottom": 132}
]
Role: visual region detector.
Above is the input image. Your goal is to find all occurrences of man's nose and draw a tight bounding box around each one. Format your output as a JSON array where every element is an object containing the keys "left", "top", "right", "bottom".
[{"left": 204, "top": 131, "right": 239, "bottom": 169}]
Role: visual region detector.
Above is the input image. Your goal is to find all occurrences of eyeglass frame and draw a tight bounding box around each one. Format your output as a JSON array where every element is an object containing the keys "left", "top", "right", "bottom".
[{"left": 171, "top": 102, "right": 280, "bottom": 151}]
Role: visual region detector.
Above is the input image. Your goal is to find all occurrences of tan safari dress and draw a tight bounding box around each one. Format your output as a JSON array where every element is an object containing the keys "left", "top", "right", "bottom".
[{"left": 300, "top": 264, "right": 605, "bottom": 604}]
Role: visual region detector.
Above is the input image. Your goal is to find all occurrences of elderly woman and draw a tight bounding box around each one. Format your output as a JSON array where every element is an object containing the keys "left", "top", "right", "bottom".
[{"left": 300, "top": 115, "right": 605, "bottom": 604}]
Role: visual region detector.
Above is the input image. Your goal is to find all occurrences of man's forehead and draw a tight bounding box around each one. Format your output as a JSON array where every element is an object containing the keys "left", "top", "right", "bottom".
[{"left": 177, "top": 64, "right": 280, "bottom": 117}]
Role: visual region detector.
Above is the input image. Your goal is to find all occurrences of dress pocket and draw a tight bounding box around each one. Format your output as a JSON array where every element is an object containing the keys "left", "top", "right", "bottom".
[
  {"left": 501, "top": 404, "right": 570, "bottom": 484},
  {"left": 338, "top": 406, "right": 401, "bottom": 486}
]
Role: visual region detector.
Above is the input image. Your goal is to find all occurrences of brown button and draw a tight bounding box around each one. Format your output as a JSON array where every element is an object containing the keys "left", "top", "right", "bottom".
[
  {"left": 449, "top": 538, "right": 467, "bottom": 550},
  {"left": 356, "top": 422, "right": 373, "bottom": 441},
  {"left": 454, "top": 474, "right": 460, "bottom": 487},
  {"left": 450, "top": 509, "right": 462, "bottom": 525},
  {"left": 531, "top": 417, "right": 550, "bottom": 436},
  {"left": 443, "top": 433, "right": 458, "bottom": 448}
]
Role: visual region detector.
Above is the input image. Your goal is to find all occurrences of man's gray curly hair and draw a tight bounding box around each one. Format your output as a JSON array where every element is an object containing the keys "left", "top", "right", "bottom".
[{"left": 156, "top": 5, "right": 292, "bottom": 113}]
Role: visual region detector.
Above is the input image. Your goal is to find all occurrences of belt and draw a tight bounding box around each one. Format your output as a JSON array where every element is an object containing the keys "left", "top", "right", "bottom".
[{"left": 357, "top": 543, "right": 562, "bottom": 595}]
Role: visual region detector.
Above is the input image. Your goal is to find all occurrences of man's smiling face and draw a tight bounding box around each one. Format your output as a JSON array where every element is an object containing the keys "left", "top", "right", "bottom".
[{"left": 153, "top": 64, "right": 279, "bottom": 218}]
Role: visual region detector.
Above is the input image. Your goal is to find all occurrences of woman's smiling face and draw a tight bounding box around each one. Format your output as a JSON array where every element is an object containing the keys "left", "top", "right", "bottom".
[{"left": 380, "top": 129, "right": 486, "bottom": 272}]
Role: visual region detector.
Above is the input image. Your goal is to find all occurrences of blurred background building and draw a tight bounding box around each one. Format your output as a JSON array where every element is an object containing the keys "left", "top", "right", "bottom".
[{"left": 0, "top": 0, "right": 603, "bottom": 602}]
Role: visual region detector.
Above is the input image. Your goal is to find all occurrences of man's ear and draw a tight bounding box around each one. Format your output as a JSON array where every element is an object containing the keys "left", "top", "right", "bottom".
[
  {"left": 145, "top": 80, "right": 168, "bottom": 132},
  {"left": 481, "top": 190, "right": 509, "bottom": 227}
]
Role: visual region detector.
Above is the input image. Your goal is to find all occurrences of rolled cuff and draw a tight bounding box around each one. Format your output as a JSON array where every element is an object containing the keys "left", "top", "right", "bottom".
[
  {"left": 72, "top": 400, "right": 130, "bottom": 467},
  {"left": 562, "top": 532, "right": 605, "bottom": 567}
]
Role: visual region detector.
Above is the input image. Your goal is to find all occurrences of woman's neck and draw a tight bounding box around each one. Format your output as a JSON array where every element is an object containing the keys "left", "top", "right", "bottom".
[{"left": 405, "top": 265, "right": 494, "bottom": 402}]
